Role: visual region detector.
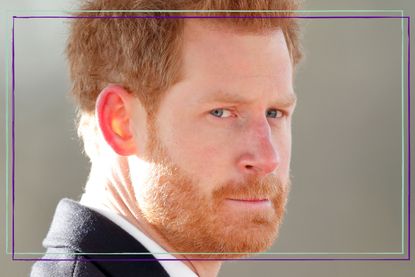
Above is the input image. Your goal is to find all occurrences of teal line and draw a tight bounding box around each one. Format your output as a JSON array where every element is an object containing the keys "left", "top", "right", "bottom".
[
  {"left": 10, "top": 252, "right": 406, "bottom": 256},
  {"left": 8, "top": 9, "right": 406, "bottom": 257},
  {"left": 5, "top": 10, "right": 10, "bottom": 255},
  {"left": 6, "top": 9, "right": 404, "bottom": 14},
  {"left": 400, "top": 10, "right": 405, "bottom": 255}
]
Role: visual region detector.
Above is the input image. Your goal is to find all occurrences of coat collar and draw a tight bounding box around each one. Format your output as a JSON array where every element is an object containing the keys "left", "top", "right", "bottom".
[{"left": 43, "top": 198, "right": 170, "bottom": 276}]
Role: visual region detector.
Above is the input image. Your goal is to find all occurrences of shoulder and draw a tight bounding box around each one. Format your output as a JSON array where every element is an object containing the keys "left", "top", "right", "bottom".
[
  {"left": 30, "top": 248, "right": 170, "bottom": 277},
  {"left": 30, "top": 249, "right": 106, "bottom": 277},
  {"left": 30, "top": 199, "right": 170, "bottom": 277}
]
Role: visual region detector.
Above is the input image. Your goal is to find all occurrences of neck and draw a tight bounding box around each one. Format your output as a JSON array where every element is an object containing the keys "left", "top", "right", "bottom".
[{"left": 80, "top": 157, "right": 222, "bottom": 277}]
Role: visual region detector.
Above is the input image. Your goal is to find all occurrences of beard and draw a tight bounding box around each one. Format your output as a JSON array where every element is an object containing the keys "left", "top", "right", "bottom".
[{"left": 133, "top": 121, "right": 291, "bottom": 259}]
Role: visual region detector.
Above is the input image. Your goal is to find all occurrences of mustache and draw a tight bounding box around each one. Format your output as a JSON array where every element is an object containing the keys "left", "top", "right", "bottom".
[{"left": 212, "top": 174, "right": 284, "bottom": 200}]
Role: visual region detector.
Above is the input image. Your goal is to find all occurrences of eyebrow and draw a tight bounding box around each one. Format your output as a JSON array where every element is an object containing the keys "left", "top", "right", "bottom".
[{"left": 201, "top": 90, "right": 297, "bottom": 108}]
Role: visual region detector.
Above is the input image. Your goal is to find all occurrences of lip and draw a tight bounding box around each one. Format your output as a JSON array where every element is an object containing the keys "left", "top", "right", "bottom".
[
  {"left": 227, "top": 198, "right": 269, "bottom": 203},
  {"left": 225, "top": 198, "right": 271, "bottom": 208}
]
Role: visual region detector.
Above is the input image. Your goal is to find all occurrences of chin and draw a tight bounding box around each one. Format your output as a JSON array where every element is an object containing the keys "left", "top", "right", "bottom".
[{"left": 174, "top": 215, "right": 282, "bottom": 260}]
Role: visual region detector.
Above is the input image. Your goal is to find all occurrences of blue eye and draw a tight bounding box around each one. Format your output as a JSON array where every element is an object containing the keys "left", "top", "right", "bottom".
[
  {"left": 210, "top": 108, "right": 232, "bottom": 118},
  {"left": 267, "top": 109, "right": 283, "bottom": 118}
]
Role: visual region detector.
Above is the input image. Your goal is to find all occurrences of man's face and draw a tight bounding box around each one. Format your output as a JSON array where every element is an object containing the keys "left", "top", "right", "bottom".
[{"left": 130, "top": 21, "right": 295, "bottom": 258}]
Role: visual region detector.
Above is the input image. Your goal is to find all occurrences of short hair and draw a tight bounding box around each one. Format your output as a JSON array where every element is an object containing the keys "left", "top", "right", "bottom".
[{"left": 67, "top": 0, "right": 303, "bottom": 159}]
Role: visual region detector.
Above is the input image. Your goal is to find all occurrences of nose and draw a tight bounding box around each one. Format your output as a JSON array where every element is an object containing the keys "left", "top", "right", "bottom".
[{"left": 237, "top": 121, "right": 280, "bottom": 176}]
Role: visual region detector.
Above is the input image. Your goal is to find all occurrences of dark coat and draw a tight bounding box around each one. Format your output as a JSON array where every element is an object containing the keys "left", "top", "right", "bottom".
[{"left": 30, "top": 199, "right": 170, "bottom": 277}]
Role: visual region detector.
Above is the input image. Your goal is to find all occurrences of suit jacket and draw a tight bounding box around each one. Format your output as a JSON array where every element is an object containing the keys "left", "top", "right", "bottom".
[{"left": 31, "top": 199, "right": 170, "bottom": 277}]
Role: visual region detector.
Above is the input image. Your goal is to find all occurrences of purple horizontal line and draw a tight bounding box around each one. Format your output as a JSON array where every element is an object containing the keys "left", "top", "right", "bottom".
[
  {"left": 12, "top": 15, "right": 409, "bottom": 20},
  {"left": 12, "top": 258, "right": 411, "bottom": 262}
]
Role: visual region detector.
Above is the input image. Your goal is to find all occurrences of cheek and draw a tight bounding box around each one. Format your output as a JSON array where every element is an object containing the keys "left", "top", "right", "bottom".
[
  {"left": 179, "top": 133, "right": 232, "bottom": 182},
  {"left": 158, "top": 115, "right": 234, "bottom": 182}
]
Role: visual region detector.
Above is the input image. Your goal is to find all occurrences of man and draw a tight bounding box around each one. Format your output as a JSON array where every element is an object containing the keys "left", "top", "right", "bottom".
[{"left": 31, "top": 0, "right": 302, "bottom": 276}]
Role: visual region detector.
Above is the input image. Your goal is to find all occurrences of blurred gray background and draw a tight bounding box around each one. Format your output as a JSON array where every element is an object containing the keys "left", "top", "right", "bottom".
[{"left": 1, "top": 0, "right": 414, "bottom": 276}]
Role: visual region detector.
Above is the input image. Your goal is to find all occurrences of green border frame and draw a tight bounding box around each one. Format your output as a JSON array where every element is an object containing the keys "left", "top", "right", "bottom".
[{"left": 4, "top": 9, "right": 407, "bottom": 257}]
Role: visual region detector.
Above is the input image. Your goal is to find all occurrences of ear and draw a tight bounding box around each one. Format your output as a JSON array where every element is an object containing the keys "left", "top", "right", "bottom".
[{"left": 95, "top": 85, "right": 137, "bottom": 156}]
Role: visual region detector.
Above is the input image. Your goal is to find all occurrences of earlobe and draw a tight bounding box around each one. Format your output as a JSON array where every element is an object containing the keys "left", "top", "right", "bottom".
[{"left": 96, "top": 85, "right": 137, "bottom": 156}]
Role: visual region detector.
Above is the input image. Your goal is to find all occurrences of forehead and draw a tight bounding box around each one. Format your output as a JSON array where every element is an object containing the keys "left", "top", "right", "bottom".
[
  {"left": 182, "top": 18, "right": 292, "bottom": 76},
  {"left": 179, "top": 20, "right": 293, "bottom": 100}
]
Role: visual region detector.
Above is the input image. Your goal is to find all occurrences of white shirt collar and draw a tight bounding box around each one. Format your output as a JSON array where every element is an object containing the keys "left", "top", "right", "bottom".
[{"left": 80, "top": 199, "right": 198, "bottom": 277}]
